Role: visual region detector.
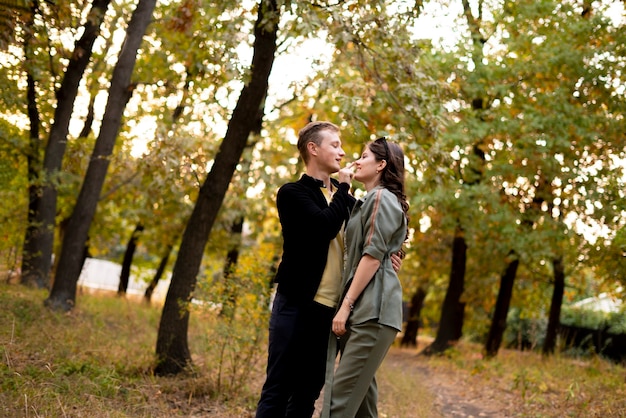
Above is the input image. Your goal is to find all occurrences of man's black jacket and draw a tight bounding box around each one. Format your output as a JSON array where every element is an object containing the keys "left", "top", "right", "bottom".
[{"left": 274, "top": 174, "right": 355, "bottom": 306}]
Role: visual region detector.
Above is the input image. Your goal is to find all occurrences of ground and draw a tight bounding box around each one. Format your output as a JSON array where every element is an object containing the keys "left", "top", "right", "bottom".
[
  {"left": 205, "top": 342, "right": 519, "bottom": 418},
  {"left": 306, "top": 339, "right": 522, "bottom": 418},
  {"left": 383, "top": 347, "right": 519, "bottom": 418}
]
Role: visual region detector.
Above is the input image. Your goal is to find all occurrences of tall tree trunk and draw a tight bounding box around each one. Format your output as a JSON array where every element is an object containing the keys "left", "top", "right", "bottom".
[
  {"left": 484, "top": 251, "right": 519, "bottom": 358},
  {"left": 20, "top": 5, "right": 45, "bottom": 288},
  {"left": 144, "top": 244, "right": 173, "bottom": 303},
  {"left": 401, "top": 286, "right": 426, "bottom": 347},
  {"left": 424, "top": 225, "right": 467, "bottom": 355},
  {"left": 118, "top": 223, "right": 144, "bottom": 295},
  {"left": 543, "top": 256, "right": 565, "bottom": 355},
  {"left": 20, "top": 74, "right": 43, "bottom": 289},
  {"left": 26, "top": 0, "right": 111, "bottom": 290},
  {"left": 154, "top": 0, "right": 279, "bottom": 376},
  {"left": 45, "top": 0, "right": 156, "bottom": 311}
]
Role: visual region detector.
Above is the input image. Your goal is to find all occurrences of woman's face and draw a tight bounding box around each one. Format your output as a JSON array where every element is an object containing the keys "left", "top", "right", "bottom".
[{"left": 354, "top": 144, "right": 385, "bottom": 185}]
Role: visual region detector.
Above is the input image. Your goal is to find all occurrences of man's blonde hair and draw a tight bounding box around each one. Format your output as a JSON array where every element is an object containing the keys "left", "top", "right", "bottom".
[{"left": 297, "top": 121, "right": 340, "bottom": 164}]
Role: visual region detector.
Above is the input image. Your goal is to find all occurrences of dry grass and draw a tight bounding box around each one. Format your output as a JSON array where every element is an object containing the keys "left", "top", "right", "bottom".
[
  {"left": 1, "top": 283, "right": 625, "bottom": 417},
  {"left": 391, "top": 338, "right": 626, "bottom": 417}
]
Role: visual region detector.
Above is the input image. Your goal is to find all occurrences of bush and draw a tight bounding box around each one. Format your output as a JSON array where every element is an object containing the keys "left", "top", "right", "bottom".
[{"left": 503, "top": 307, "right": 547, "bottom": 351}]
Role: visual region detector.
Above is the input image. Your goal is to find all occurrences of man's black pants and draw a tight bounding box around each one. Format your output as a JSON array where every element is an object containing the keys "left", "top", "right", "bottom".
[{"left": 256, "top": 292, "right": 335, "bottom": 418}]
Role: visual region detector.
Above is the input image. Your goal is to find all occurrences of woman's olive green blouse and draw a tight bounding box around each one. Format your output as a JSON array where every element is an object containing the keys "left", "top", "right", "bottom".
[{"left": 342, "top": 185, "right": 407, "bottom": 332}]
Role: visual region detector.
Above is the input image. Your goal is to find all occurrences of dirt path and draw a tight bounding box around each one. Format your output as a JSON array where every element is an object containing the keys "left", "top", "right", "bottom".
[{"left": 383, "top": 347, "right": 520, "bottom": 418}]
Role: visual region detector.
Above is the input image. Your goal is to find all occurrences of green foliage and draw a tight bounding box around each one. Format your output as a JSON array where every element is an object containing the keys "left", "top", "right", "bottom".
[
  {"left": 561, "top": 306, "right": 626, "bottom": 334},
  {"left": 0, "top": 121, "right": 28, "bottom": 268},
  {"left": 408, "top": 0, "right": 626, "bottom": 346},
  {"left": 503, "top": 307, "right": 548, "bottom": 350},
  {"left": 594, "top": 225, "right": 626, "bottom": 288},
  {"left": 192, "top": 243, "right": 274, "bottom": 402}
]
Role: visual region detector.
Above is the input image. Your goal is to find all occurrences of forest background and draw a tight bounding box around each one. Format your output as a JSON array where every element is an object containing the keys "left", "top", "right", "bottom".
[{"left": 1, "top": 0, "right": 626, "bottom": 415}]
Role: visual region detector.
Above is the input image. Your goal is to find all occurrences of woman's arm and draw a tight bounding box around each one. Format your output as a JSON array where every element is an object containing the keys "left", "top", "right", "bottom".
[{"left": 332, "top": 254, "right": 380, "bottom": 336}]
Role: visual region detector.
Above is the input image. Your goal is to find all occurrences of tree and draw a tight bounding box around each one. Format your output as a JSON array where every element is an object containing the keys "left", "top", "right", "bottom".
[
  {"left": 401, "top": 286, "right": 426, "bottom": 347},
  {"left": 19, "top": 3, "right": 43, "bottom": 288},
  {"left": 488, "top": 0, "right": 626, "bottom": 355},
  {"left": 423, "top": 0, "right": 493, "bottom": 355},
  {"left": 415, "top": 0, "right": 625, "bottom": 357},
  {"left": 154, "top": 0, "right": 279, "bottom": 375},
  {"left": 118, "top": 223, "right": 144, "bottom": 295},
  {"left": 19, "top": 0, "right": 111, "bottom": 288},
  {"left": 144, "top": 244, "right": 173, "bottom": 303},
  {"left": 45, "top": 0, "right": 157, "bottom": 311},
  {"left": 484, "top": 251, "right": 519, "bottom": 357},
  {"left": 424, "top": 225, "right": 468, "bottom": 353}
]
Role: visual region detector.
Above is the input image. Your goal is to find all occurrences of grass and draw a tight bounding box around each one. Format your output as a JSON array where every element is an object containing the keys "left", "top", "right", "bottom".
[
  {"left": 410, "top": 339, "right": 626, "bottom": 417},
  {"left": 1, "top": 283, "right": 625, "bottom": 417}
]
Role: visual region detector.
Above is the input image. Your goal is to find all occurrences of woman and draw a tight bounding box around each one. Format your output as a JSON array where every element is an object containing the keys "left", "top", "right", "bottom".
[{"left": 322, "top": 137, "right": 409, "bottom": 417}]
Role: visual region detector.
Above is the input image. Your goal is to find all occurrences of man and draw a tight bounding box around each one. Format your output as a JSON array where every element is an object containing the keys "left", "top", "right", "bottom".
[{"left": 255, "top": 121, "right": 355, "bottom": 417}]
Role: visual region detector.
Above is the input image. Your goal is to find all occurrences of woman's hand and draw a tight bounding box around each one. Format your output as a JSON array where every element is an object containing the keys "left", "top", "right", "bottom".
[{"left": 332, "top": 302, "right": 351, "bottom": 337}]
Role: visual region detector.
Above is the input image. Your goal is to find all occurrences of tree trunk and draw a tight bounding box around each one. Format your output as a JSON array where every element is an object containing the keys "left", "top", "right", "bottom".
[
  {"left": 20, "top": 7, "right": 45, "bottom": 288},
  {"left": 154, "top": 0, "right": 279, "bottom": 376},
  {"left": 401, "top": 286, "right": 426, "bottom": 347},
  {"left": 424, "top": 225, "right": 467, "bottom": 355},
  {"left": 118, "top": 223, "right": 144, "bottom": 295},
  {"left": 220, "top": 216, "right": 244, "bottom": 319},
  {"left": 543, "top": 256, "right": 565, "bottom": 355},
  {"left": 26, "top": 0, "right": 111, "bottom": 292},
  {"left": 144, "top": 244, "right": 173, "bottom": 303},
  {"left": 78, "top": 95, "right": 97, "bottom": 138},
  {"left": 484, "top": 252, "right": 519, "bottom": 358},
  {"left": 45, "top": 0, "right": 156, "bottom": 311}
]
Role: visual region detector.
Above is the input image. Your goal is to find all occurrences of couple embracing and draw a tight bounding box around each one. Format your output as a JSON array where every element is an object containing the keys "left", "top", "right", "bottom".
[{"left": 256, "top": 121, "right": 409, "bottom": 418}]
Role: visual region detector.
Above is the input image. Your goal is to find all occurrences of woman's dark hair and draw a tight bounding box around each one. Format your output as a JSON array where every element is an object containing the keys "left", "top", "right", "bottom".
[{"left": 368, "top": 137, "right": 410, "bottom": 231}]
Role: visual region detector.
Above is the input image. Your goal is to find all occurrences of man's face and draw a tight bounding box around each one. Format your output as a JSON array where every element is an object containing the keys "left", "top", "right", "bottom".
[{"left": 313, "top": 131, "right": 345, "bottom": 174}]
